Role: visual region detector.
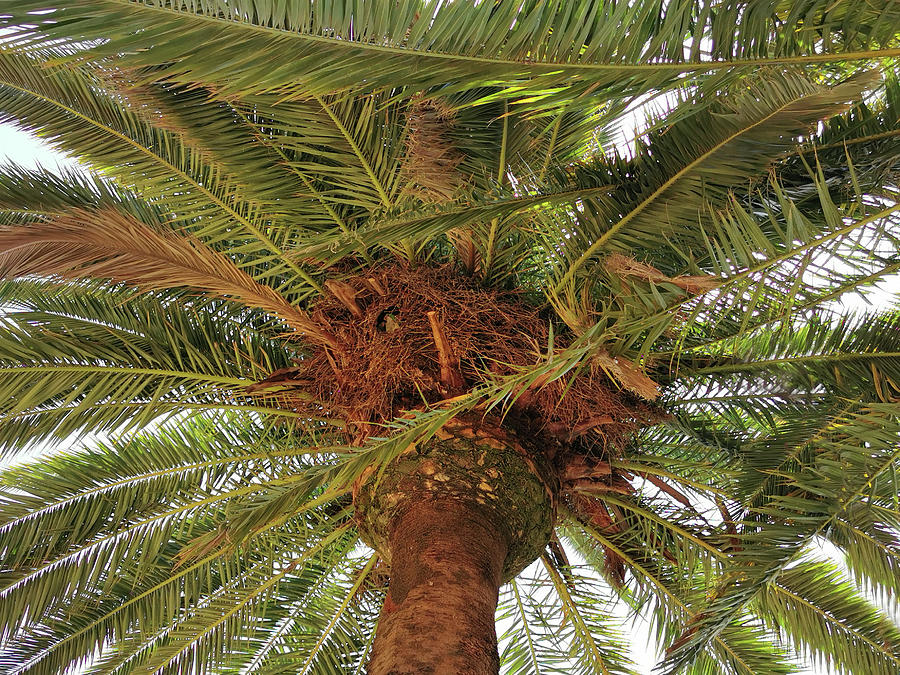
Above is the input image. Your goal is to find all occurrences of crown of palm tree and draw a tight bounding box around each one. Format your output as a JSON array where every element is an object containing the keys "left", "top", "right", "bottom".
[{"left": 0, "top": 1, "right": 899, "bottom": 674}]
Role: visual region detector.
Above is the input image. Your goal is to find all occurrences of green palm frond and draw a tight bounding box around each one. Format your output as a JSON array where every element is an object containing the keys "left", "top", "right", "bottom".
[
  {"left": 674, "top": 310, "right": 900, "bottom": 400},
  {"left": 298, "top": 182, "right": 616, "bottom": 265},
  {"left": 0, "top": 50, "right": 320, "bottom": 292},
  {"left": 661, "top": 403, "right": 900, "bottom": 673},
  {"left": 755, "top": 559, "right": 900, "bottom": 675},
  {"left": 561, "top": 518, "right": 797, "bottom": 675},
  {"left": 247, "top": 553, "right": 378, "bottom": 675},
  {"left": 0, "top": 164, "right": 165, "bottom": 222},
  {"left": 777, "top": 70, "right": 900, "bottom": 198},
  {"left": 611, "top": 169, "right": 900, "bottom": 358},
  {"left": 96, "top": 76, "right": 321, "bottom": 221},
  {"left": 0, "top": 415, "right": 350, "bottom": 675},
  {"left": 4, "top": 0, "right": 899, "bottom": 109},
  {"left": 244, "top": 92, "right": 403, "bottom": 213},
  {"left": 828, "top": 504, "right": 900, "bottom": 603},
  {"left": 0, "top": 281, "right": 302, "bottom": 452},
  {"left": 497, "top": 561, "right": 637, "bottom": 675},
  {"left": 550, "top": 70, "right": 878, "bottom": 288}
]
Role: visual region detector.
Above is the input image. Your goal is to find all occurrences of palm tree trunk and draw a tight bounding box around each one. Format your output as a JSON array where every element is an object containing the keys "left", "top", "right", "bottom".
[
  {"left": 367, "top": 498, "right": 507, "bottom": 674},
  {"left": 356, "top": 418, "right": 557, "bottom": 675}
]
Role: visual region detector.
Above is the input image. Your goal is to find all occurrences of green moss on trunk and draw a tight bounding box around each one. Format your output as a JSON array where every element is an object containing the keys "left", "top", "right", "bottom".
[{"left": 354, "top": 416, "right": 558, "bottom": 581}]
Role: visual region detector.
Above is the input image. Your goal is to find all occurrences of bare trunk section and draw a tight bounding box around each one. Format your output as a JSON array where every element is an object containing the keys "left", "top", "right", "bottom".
[
  {"left": 367, "top": 499, "right": 507, "bottom": 674},
  {"left": 354, "top": 418, "right": 558, "bottom": 675}
]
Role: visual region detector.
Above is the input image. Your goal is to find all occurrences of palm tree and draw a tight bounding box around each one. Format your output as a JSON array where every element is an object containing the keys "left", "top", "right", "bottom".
[{"left": 0, "top": 1, "right": 899, "bottom": 673}]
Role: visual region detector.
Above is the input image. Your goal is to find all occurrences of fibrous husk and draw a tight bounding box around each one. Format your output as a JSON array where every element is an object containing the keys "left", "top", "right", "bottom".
[{"left": 249, "top": 263, "right": 660, "bottom": 453}]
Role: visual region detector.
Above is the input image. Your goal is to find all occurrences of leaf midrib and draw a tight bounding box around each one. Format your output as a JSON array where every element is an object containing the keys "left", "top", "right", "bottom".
[
  {"left": 555, "top": 83, "right": 840, "bottom": 290},
  {"left": 69, "top": 0, "right": 900, "bottom": 73},
  {"left": 0, "top": 364, "right": 246, "bottom": 385}
]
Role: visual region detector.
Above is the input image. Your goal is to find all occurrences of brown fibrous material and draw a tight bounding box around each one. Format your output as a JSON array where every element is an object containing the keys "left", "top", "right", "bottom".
[
  {"left": 250, "top": 264, "right": 659, "bottom": 459},
  {"left": 401, "top": 97, "right": 465, "bottom": 202}
]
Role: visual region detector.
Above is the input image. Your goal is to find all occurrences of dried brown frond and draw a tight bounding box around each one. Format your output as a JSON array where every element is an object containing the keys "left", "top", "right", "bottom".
[
  {"left": 639, "top": 473, "right": 693, "bottom": 508},
  {"left": 0, "top": 207, "right": 336, "bottom": 347},
  {"left": 596, "top": 351, "right": 660, "bottom": 401},
  {"left": 606, "top": 252, "right": 718, "bottom": 294},
  {"left": 95, "top": 64, "right": 247, "bottom": 172},
  {"left": 95, "top": 65, "right": 165, "bottom": 116},
  {"left": 447, "top": 227, "right": 480, "bottom": 275},
  {"left": 250, "top": 263, "right": 660, "bottom": 451},
  {"left": 94, "top": 64, "right": 196, "bottom": 137},
  {"left": 603, "top": 547, "right": 627, "bottom": 587},
  {"left": 402, "top": 96, "right": 465, "bottom": 203},
  {"left": 565, "top": 493, "right": 627, "bottom": 585}
]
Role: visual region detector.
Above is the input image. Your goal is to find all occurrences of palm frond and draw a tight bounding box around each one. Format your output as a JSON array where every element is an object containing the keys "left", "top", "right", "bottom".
[
  {"left": 0, "top": 416, "right": 350, "bottom": 675},
  {"left": 561, "top": 517, "right": 797, "bottom": 675},
  {"left": 674, "top": 311, "right": 900, "bottom": 402},
  {"left": 660, "top": 403, "right": 900, "bottom": 673},
  {"left": 615, "top": 171, "right": 900, "bottom": 360},
  {"left": 297, "top": 183, "right": 615, "bottom": 265},
  {"left": 551, "top": 70, "right": 877, "bottom": 288},
  {"left": 0, "top": 49, "right": 320, "bottom": 292},
  {"left": 4, "top": 0, "right": 898, "bottom": 110},
  {"left": 0, "top": 3, "right": 897, "bottom": 673},
  {"left": 755, "top": 559, "right": 900, "bottom": 675},
  {"left": 496, "top": 560, "right": 638, "bottom": 675},
  {"left": 0, "top": 281, "right": 302, "bottom": 452},
  {"left": 828, "top": 506, "right": 900, "bottom": 605},
  {"left": 776, "top": 69, "right": 900, "bottom": 200},
  {"left": 0, "top": 206, "right": 333, "bottom": 343}
]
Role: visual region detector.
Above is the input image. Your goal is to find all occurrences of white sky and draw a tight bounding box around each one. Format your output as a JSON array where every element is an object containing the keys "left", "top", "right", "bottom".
[{"left": 0, "top": 122, "right": 78, "bottom": 171}]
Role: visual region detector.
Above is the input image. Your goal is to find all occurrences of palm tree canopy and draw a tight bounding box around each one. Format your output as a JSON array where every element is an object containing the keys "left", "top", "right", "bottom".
[{"left": 0, "top": 1, "right": 898, "bottom": 673}]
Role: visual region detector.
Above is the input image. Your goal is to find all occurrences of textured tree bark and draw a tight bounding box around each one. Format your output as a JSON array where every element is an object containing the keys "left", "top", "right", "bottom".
[
  {"left": 366, "top": 499, "right": 507, "bottom": 675},
  {"left": 355, "top": 419, "right": 558, "bottom": 675}
]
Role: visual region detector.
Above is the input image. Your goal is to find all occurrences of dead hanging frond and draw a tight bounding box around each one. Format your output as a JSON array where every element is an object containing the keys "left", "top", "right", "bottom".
[
  {"left": 402, "top": 96, "right": 465, "bottom": 203},
  {"left": 0, "top": 207, "right": 337, "bottom": 347},
  {"left": 606, "top": 253, "right": 719, "bottom": 295},
  {"left": 567, "top": 493, "right": 627, "bottom": 587},
  {"left": 94, "top": 63, "right": 195, "bottom": 137},
  {"left": 447, "top": 227, "right": 480, "bottom": 275},
  {"left": 596, "top": 350, "right": 660, "bottom": 401}
]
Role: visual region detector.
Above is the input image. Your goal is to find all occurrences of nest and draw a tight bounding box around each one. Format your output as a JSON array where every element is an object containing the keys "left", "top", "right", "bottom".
[{"left": 251, "top": 264, "right": 658, "bottom": 458}]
